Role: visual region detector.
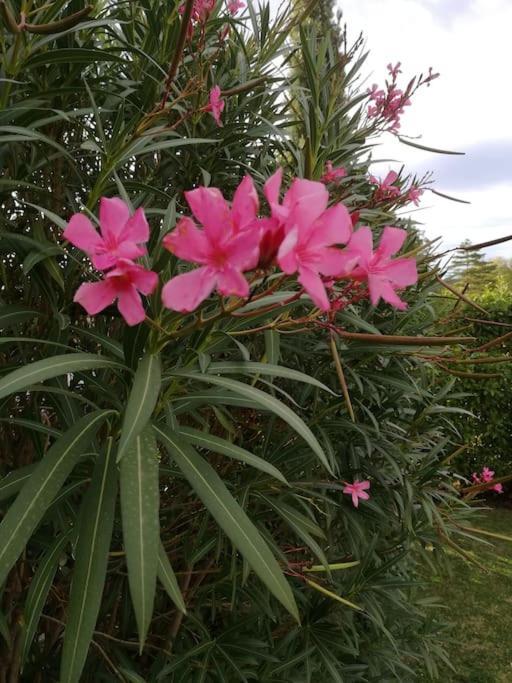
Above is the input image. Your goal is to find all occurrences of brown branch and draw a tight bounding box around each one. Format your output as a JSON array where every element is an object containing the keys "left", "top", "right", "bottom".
[
  {"left": 435, "top": 276, "right": 487, "bottom": 315},
  {"left": 160, "top": 0, "right": 195, "bottom": 110},
  {"left": 330, "top": 333, "right": 355, "bottom": 422}
]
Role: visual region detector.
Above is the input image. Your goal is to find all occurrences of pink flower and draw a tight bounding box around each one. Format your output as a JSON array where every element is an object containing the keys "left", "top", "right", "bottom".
[
  {"left": 408, "top": 186, "right": 423, "bottom": 206},
  {"left": 493, "top": 483, "right": 504, "bottom": 494},
  {"left": 340, "top": 226, "right": 417, "bottom": 310},
  {"left": 227, "top": 0, "right": 244, "bottom": 14},
  {"left": 274, "top": 179, "right": 356, "bottom": 311},
  {"left": 161, "top": 181, "right": 260, "bottom": 312},
  {"left": 343, "top": 480, "right": 370, "bottom": 508},
  {"left": 370, "top": 170, "right": 401, "bottom": 200},
  {"left": 321, "top": 161, "right": 346, "bottom": 184},
  {"left": 481, "top": 466, "right": 495, "bottom": 483},
  {"left": 208, "top": 86, "right": 225, "bottom": 127},
  {"left": 64, "top": 197, "right": 149, "bottom": 271},
  {"left": 471, "top": 472, "right": 481, "bottom": 484},
  {"left": 387, "top": 62, "right": 402, "bottom": 79},
  {"left": 74, "top": 259, "right": 158, "bottom": 326}
]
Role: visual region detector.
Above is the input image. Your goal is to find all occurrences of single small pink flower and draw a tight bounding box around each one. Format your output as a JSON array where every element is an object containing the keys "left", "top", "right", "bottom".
[
  {"left": 207, "top": 85, "right": 225, "bottom": 127},
  {"left": 74, "top": 259, "right": 158, "bottom": 326},
  {"left": 370, "top": 170, "right": 401, "bottom": 200},
  {"left": 481, "top": 466, "right": 495, "bottom": 483},
  {"left": 493, "top": 483, "right": 504, "bottom": 494},
  {"left": 227, "top": 0, "right": 244, "bottom": 14},
  {"left": 339, "top": 226, "right": 417, "bottom": 310},
  {"left": 343, "top": 480, "right": 371, "bottom": 508},
  {"left": 64, "top": 197, "right": 149, "bottom": 271},
  {"left": 161, "top": 181, "right": 260, "bottom": 312},
  {"left": 321, "top": 161, "right": 346, "bottom": 184},
  {"left": 408, "top": 186, "right": 423, "bottom": 206},
  {"left": 387, "top": 62, "right": 402, "bottom": 79}
]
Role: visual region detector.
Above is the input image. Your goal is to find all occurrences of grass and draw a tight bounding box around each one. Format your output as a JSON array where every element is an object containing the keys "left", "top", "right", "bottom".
[{"left": 430, "top": 507, "right": 512, "bottom": 682}]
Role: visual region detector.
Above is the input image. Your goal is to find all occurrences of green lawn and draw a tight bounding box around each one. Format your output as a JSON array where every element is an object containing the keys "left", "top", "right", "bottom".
[{"left": 430, "top": 508, "right": 512, "bottom": 682}]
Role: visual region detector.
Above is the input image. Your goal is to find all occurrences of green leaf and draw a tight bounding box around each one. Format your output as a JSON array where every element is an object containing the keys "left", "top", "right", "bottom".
[
  {"left": 0, "top": 464, "right": 37, "bottom": 502},
  {"left": 178, "top": 427, "right": 288, "bottom": 485},
  {"left": 23, "top": 48, "right": 126, "bottom": 68},
  {"left": 71, "top": 326, "right": 124, "bottom": 359},
  {"left": 0, "top": 353, "right": 125, "bottom": 401},
  {"left": 0, "top": 305, "right": 39, "bottom": 330},
  {"left": 21, "top": 531, "right": 72, "bottom": 665},
  {"left": 167, "top": 373, "right": 332, "bottom": 474},
  {"left": 120, "top": 428, "right": 160, "bottom": 647},
  {"left": 264, "top": 330, "right": 280, "bottom": 365},
  {"left": 154, "top": 425, "right": 299, "bottom": 622},
  {"left": 0, "top": 410, "right": 114, "bottom": 587},
  {"left": 117, "top": 353, "right": 161, "bottom": 462},
  {"left": 60, "top": 440, "right": 118, "bottom": 683},
  {"left": 158, "top": 543, "right": 186, "bottom": 614}
]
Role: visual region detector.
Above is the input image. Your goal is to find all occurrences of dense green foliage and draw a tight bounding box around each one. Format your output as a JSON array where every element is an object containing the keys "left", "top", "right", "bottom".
[{"left": 0, "top": 1, "right": 500, "bottom": 681}]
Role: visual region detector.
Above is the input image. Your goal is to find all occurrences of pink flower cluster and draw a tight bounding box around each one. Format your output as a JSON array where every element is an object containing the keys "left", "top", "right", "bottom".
[
  {"left": 367, "top": 62, "right": 439, "bottom": 133},
  {"left": 64, "top": 170, "right": 418, "bottom": 326},
  {"left": 471, "top": 467, "right": 503, "bottom": 493},
  {"left": 321, "top": 161, "right": 346, "bottom": 184},
  {"left": 343, "top": 480, "right": 370, "bottom": 508}
]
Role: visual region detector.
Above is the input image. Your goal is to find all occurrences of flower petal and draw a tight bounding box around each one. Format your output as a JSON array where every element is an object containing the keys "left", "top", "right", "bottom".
[
  {"left": 317, "top": 247, "right": 354, "bottom": 277},
  {"left": 216, "top": 266, "right": 250, "bottom": 298},
  {"left": 185, "top": 187, "right": 231, "bottom": 241},
  {"left": 277, "top": 227, "right": 299, "bottom": 274},
  {"left": 231, "top": 175, "right": 259, "bottom": 232},
  {"left": 126, "top": 266, "right": 159, "bottom": 295},
  {"left": 346, "top": 226, "right": 374, "bottom": 269},
  {"left": 368, "top": 275, "right": 407, "bottom": 310},
  {"left": 382, "top": 257, "right": 417, "bottom": 287},
  {"left": 376, "top": 226, "right": 407, "bottom": 259},
  {"left": 226, "top": 228, "right": 261, "bottom": 271},
  {"left": 74, "top": 280, "right": 117, "bottom": 315},
  {"left": 63, "top": 214, "right": 103, "bottom": 256},
  {"left": 99, "top": 197, "right": 130, "bottom": 240},
  {"left": 298, "top": 266, "right": 330, "bottom": 311},
  {"left": 307, "top": 203, "right": 352, "bottom": 248},
  {"left": 163, "top": 217, "right": 209, "bottom": 264},
  {"left": 120, "top": 207, "right": 150, "bottom": 244},
  {"left": 117, "top": 286, "right": 146, "bottom": 326},
  {"left": 264, "top": 168, "right": 283, "bottom": 208},
  {"left": 162, "top": 266, "right": 216, "bottom": 312},
  {"left": 283, "top": 178, "right": 328, "bottom": 233}
]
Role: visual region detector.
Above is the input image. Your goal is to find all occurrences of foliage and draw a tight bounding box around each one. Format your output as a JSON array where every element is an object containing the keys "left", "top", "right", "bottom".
[{"left": 0, "top": 1, "right": 496, "bottom": 681}]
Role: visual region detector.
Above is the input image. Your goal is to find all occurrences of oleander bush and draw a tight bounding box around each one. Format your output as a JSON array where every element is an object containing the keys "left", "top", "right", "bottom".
[{"left": 0, "top": 1, "right": 502, "bottom": 681}]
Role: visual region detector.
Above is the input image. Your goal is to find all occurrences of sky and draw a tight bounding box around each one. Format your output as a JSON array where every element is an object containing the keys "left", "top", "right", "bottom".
[{"left": 337, "top": 0, "right": 512, "bottom": 260}]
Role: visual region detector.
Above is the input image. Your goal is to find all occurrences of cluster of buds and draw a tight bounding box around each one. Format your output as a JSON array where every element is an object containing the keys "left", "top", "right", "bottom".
[
  {"left": 367, "top": 62, "right": 439, "bottom": 133},
  {"left": 369, "top": 170, "right": 424, "bottom": 206}
]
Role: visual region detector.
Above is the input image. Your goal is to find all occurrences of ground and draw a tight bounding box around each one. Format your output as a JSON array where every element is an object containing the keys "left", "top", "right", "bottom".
[{"left": 430, "top": 507, "right": 512, "bottom": 682}]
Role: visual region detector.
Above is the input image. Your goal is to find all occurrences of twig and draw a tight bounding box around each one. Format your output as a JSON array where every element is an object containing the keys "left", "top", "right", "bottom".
[
  {"left": 160, "top": 0, "right": 195, "bottom": 110},
  {"left": 329, "top": 333, "right": 355, "bottom": 422}
]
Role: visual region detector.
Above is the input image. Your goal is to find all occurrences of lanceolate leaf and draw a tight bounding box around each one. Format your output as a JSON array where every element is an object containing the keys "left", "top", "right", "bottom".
[
  {"left": 154, "top": 425, "right": 299, "bottom": 622},
  {"left": 264, "top": 330, "right": 280, "bottom": 365},
  {"left": 158, "top": 543, "right": 186, "bottom": 614},
  {"left": 0, "top": 305, "right": 39, "bottom": 330},
  {"left": 117, "top": 353, "right": 161, "bottom": 462},
  {"left": 168, "top": 372, "right": 332, "bottom": 474},
  {"left": 0, "top": 410, "right": 114, "bottom": 587},
  {"left": 178, "top": 426, "right": 288, "bottom": 485},
  {"left": 120, "top": 427, "right": 160, "bottom": 647},
  {"left": 60, "top": 440, "right": 118, "bottom": 683},
  {"left": 21, "top": 531, "right": 73, "bottom": 665},
  {"left": 0, "top": 353, "right": 125, "bottom": 401}
]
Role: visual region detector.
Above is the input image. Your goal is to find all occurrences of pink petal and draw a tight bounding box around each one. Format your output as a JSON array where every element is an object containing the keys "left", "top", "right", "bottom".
[
  {"left": 64, "top": 214, "right": 103, "bottom": 256},
  {"left": 231, "top": 175, "right": 259, "bottom": 232},
  {"left": 306, "top": 204, "right": 352, "bottom": 248},
  {"left": 376, "top": 226, "right": 407, "bottom": 259},
  {"left": 226, "top": 228, "right": 261, "bottom": 270},
  {"left": 74, "top": 280, "right": 117, "bottom": 315},
  {"left": 358, "top": 491, "right": 370, "bottom": 501},
  {"left": 283, "top": 178, "right": 328, "bottom": 233},
  {"left": 162, "top": 266, "right": 216, "bottom": 312},
  {"left": 383, "top": 170, "right": 399, "bottom": 186},
  {"left": 346, "top": 227, "right": 374, "bottom": 268},
  {"left": 99, "top": 197, "right": 130, "bottom": 240},
  {"left": 264, "top": 168, "right": 283, "bottom": 207},
  {"left": 117, "top": 286, "right": 146, "bottom": 326},
  {"left": 120, "top": 207, "right": 150, "bottom": 244},
  {"left": 298, "top": 266, "right": 330, "bottom": 311},
  {"left": 317, "top": 247, "right": 352, "bottom": 277},
  {"left": 359, "top": 480, "right": 371, "bottom": 490},
  {"left": 277, "top": 227, "right": 299, "bottom": 274},
  {"left": 368, "top": 275, "right": 407, "bottom": 310},
  {"left": 185, "top": 187, "right": 231, "bottom": 242},
  {"left": 352, "top": 493, "right": 359, "bottom": 508},
  {"left": 163, "top": 217, "right": 209, "bottom": 264},
  {"left": 124, "top": 266, "right": 158, "bottom": 296},
  {"left": 383, "top": 258, "right": 417, "bottom": 287},
  {"left": 216, "top": 266, "right": 250, "bottom": 297}
]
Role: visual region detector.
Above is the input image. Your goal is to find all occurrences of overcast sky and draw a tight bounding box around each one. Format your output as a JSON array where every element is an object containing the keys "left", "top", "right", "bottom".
[{"left": 338, "top": 0, "right": 512, "bottom": 260}]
